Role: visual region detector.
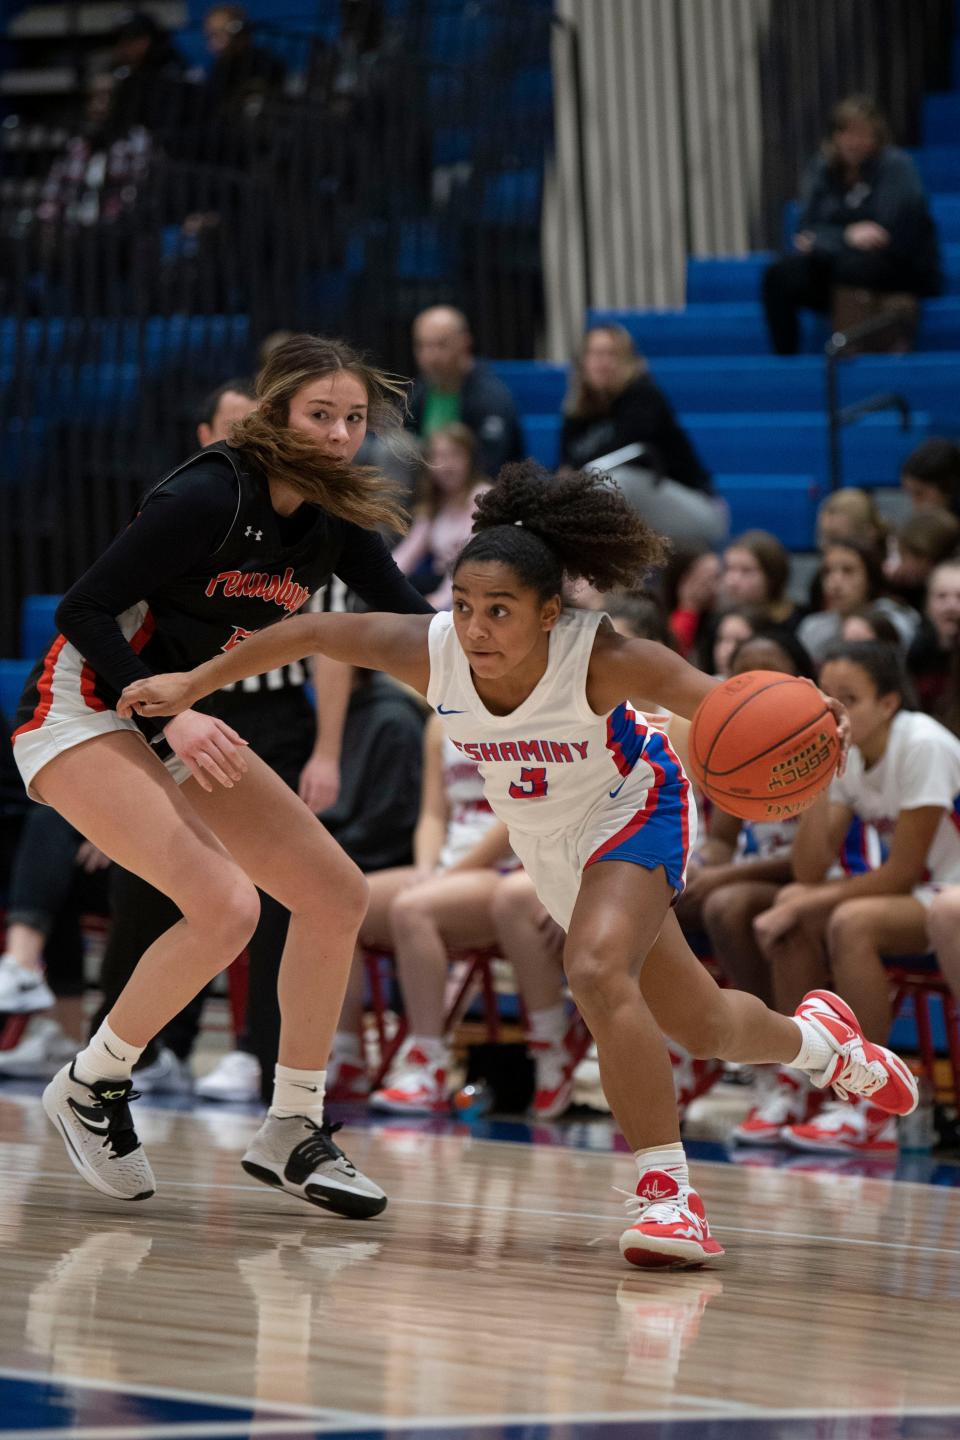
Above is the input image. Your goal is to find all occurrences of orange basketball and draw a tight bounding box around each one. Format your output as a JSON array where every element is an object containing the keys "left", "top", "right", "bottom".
[{"left": 688, "top": 670, "right": 840, "bottom": 822}]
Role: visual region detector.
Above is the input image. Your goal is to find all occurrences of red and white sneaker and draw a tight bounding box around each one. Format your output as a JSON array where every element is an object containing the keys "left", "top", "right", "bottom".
[
  {"left": 782, "top": 1095, "right": 898, "bottom": 1156},
  {"left": 795, "top": 989, "right": 918, "bottom": 1116},
  {"left": 529, "top": 1035, "right": 577, "bottom": 1120},
  {"left": 326, "top": 1054, "right": 370, "bottom": 1103},
  {"left": 369, "top": 1046, "right": 449, "bottom": 1115},
  {"left": 618, "top": 1170, "right": 725, "bottom": 1269},
  {"left": 669, "top": 1044, "right": 723, "bottom": 1121},
  {"left": 731, "top": 1067, "right": 817, "bottom": 1145}
]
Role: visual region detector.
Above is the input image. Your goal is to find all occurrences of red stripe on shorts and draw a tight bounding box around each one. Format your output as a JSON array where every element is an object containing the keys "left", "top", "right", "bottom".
[
  {"left": 584, "top": 784, "right": 661, "bottom": 868},
  {"left": 12, "top": 635, "right": 68, "bottom": 739},
  {"left": 79, "top": 607, "right": 156, "bottom": 713}
]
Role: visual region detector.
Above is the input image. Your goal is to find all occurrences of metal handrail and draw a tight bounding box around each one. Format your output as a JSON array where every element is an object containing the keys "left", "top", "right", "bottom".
[{"left": 824, "top": 308, "right": 913, "bottom": 491}]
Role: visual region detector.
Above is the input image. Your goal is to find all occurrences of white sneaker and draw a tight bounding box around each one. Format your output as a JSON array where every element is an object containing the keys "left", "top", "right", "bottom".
[
  {"left": 731, "top": 1068, "right": 816, "bottom": 1146},
  {"left": 0, "top": 1017, "right": 78, "bottom": 1079},
  {"left": 0, "top": 955, "right": 55, "bottom": 1014},
  {"left": 133, "top": 1047, "right": 193, "bottom": 1095},
  {"left": 42, "top": 1062, "right": 156, "bottom": 1201},
  {"left": 242, "top": 1115, "right": 387, "bottom": 1218},
  {"left": 194, "top": 1049, "right": 260, "bottom": 1102},
  {"left": 369, "top": 1044, "right": 449, "bottom": 1114}
]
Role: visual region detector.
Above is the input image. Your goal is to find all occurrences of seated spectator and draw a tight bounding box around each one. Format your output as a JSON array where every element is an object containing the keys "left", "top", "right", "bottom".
[
  {"left": 560, "top": 324, "right": 722, "bottom": 546},
  {"left": 0, "top": 808, "right": 111, "bottom": 1080},
  {"left": 907, "top": 558, "right": 960, "bottom": 717},
  {"left": 763, "top": 95, "right": 941, "bottom": 355},
  {"left": 719, "top": 530, "right": 803, "bottom": 630},
  {"left": 660, "top": 546, "right": 721, "bottom": 658},
  {"left": 753, "top": 641, "right": 960, "bottom": 1155},
  {"left": 703, "top": 604, "right": 768, "bottom": 678},
  {"left": 797, "top": 538, "right": 919, "bottom": 662},
  {"left": 884, "top": 508, "right": 960, "bottom": 613},
  {"left": 900, "top": 438, "right": 960, "bottom": 515},
  {"left": 677, "top": 629, "right": 816, "bottom": 1011},
  {"left": 816, "top": 488, "right": 887, "bottom": 554},
  {"left": 203, "top": 4, "right": 286, "bottom": 115},
  {"left": 108, "top": 11, "right": 187, "bottom": 137},
  {"left": 329, "top": 713, "right": 517, "bottom": 1112},
  {"left": 840, "top": 605, "right": 903, "bottom": 647},
  {"left": 391, "top": 423, "right": 490, "bottom": 607},
  {"left": 407, "top": 306, "right": 523, "bottom": 477}
]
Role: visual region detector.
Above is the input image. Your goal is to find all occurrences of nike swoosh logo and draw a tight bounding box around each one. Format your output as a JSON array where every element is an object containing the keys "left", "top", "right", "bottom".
[
  {"left": 437, "top": 705, "right": 466, "bottom": 715},
  {"left": 290, "top": 1083, "right": 318, "bottom": 1092},
  {"left": 68, "top": 1103, "right": 111, "bottom": 1134},
  {"left": 104, "top": 1042, "right": 125, "bottom": 1061},
  {"left": 609, "top": 777, "right": 628, "bottom": 798}
]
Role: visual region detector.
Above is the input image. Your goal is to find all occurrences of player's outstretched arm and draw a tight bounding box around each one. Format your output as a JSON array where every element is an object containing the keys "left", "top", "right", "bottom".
[
  {"left": 587, "top": 630, "right": 718, "bottom": 721},
  {"left": 118, "top": 612, "right": 433, "bottom": 718}
]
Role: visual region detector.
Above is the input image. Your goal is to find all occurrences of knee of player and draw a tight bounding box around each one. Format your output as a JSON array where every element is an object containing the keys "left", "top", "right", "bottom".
[
  {"left": 824, "top": 899, "right": 872, "bottom": 958},
  {"left": 927, "top": 886, "right": 960, "bottom": 947},
  {"left": 490, "top": 871, "right": 531, "bottom": 924},
  {"left": 701, "top": 883, "right": 745, "bottom": 936},
  {"left": 563, "top": 941, "right": 624, "bottom": 1009},
  {"left": 389, "top": 883, "right": 432, "bottom": 934},
  {"left": 210, "top": 872, "right": 261, "bottom": 954}
]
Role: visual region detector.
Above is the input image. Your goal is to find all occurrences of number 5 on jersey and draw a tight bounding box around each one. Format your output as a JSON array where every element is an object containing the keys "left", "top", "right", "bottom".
[{"left": 509, "top": 766, "right": 548, "bottom": 800}]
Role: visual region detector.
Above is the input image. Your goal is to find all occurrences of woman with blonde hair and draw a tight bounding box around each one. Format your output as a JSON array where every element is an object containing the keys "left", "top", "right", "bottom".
[
  {"left": 559, "top": 324, "right": 721, "bottom": 545},
  {"left": 11, "top": 333, "right": 432, "bottom": 1214}
]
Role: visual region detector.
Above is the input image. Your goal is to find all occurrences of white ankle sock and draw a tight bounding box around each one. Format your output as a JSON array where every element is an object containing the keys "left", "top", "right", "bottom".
[
  {"left": 528, "top": 1004, "right": 568, "bottom": 1047},
  {"left": 75, "top": 1019, "right": 144, "bottom": 1084},
  {"left": 787, "top": 1016, "right": 835, "bottom": 1076},
  {"left": 270, "top": 1064, "right": 326, "bottom": 1123},
  {"left": 634, "top": 1141, "right": 689, "bottom": 1189}
]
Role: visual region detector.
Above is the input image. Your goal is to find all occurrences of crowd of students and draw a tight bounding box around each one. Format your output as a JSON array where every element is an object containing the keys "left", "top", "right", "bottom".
[{"left": 2, "top": 349, "right": 960, "bottom": 1160}]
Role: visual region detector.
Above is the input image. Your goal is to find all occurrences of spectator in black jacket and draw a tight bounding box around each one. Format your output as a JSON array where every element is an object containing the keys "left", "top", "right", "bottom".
[
  {"left": 407, "top": 306, "right": 524, "bottom": 477},
  {"left": 763, "top": 95, "right": 942, "bottom": 355},
  {"left": 560, "top": 324, "right": 722, "bottom": 545}
]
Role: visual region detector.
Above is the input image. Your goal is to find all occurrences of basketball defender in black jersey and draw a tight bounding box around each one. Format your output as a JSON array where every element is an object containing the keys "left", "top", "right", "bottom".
[{"left": 12, "top": 334, "right": 431, "bottom": 1213}]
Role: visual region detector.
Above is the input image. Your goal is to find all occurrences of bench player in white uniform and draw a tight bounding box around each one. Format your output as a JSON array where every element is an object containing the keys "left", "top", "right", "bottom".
[
  {"left": 755, "top": 639, "right": 960, "bottom": 1156},
  {"left": 123, "top": 462, "right": 919, "bottom": 1269}
]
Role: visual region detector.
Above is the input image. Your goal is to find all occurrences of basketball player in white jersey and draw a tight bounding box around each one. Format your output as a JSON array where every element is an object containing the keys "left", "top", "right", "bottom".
[{"left": 122, "top": 462, "right": 919, "bottom": 1269}]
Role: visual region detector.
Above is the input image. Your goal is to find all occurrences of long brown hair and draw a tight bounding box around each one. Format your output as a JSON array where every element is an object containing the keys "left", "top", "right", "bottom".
[
  {"left": 417, "top": 422, "right": 487, "bottom": 519},
  {"left": 563, "top": 323, "right": 647, "bottom": 420},
  {"left": 228, "top": 334, "right": 411, "bottom": 533}
]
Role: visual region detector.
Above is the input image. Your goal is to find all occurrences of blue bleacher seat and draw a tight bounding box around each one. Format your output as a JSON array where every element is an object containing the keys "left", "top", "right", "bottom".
[
  {"left": 922, "top": 92, "right": 960, "bottom": 145},
  {"left": 714, "top": 475, "right": 821, "bottom": 550},
  {"left": 908, "top": 145, "right": 960, "bottom": 192},
  {"left": 20, "top": 595, "right": 62, "bottom": 662},
  {"left": 521, "top": 414, "right": 561, "bottom": 468},
  {"left": 395, "top": 220, "right": 453, "bottom": 280},
  {"left": 481, "top": 168, "right": 542, "bottom": 224},
  {"left": 0, "top": 658, "right": 33, "bottom": 724},
  {"left": 587, "top": 303, "right": 825, "bottom": 357},
  {"left": 686, "top": 255, "right": 775, "bottom": 304},
  {"left": 682, "top": 411, "right": 931, "bottom": 487},
  {"left": 492, "top": 361, "right": 567, "bottom": 413}
]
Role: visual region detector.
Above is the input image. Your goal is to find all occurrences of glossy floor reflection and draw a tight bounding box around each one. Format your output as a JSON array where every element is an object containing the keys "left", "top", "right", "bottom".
[{"left": 2, "top": 1089, "right": 960, "bottom": 1440}]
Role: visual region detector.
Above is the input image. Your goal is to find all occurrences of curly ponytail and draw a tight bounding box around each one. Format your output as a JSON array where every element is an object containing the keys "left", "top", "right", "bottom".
[{"left": 456, "top": 461, "right": 668, "bottom": 598}]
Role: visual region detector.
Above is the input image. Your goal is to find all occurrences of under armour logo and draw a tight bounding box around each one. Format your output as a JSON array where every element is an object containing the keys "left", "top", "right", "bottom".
[{"left": 245, "top": 526, "right": 263, "bottom": 541}]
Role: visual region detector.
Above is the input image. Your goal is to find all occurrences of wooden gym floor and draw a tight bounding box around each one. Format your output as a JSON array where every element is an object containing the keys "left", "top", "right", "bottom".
[{"left": 2, "top": 1086, "right": 960, "bottom": 1440}]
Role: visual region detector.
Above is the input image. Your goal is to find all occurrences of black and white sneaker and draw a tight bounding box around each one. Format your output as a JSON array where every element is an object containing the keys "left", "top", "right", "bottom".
[
  {"left": 42, "top": 1063, "right": 156, "bottom": 1201},
  {"left": 241, "top": 1116, "right": 387, "bottom": 1219},
  {"left": 0, "top": 954, "right": 55, "bottom": 1013}
]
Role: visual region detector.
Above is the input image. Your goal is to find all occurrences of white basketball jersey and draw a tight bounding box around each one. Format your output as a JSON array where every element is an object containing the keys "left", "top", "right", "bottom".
[
  {"left": 438, "top": 736, "right": 499, "bottom": 870},
  {"left": 426, "top": 608, "right": 687, "bottom": 837}
]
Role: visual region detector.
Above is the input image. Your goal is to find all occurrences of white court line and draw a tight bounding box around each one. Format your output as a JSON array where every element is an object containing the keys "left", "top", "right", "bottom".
[
  {"left": 10, "top": 1399, "right": 960, "bottom": 1439},
  {"left": 5, "top": 1168, "right": 960, "bottom": 1259},
  {"left": 0, "top": 1366, "right": 366, "bottom": 1423}
]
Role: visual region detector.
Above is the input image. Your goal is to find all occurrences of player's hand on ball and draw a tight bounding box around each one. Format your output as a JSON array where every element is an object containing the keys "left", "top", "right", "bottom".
[
  {"left": 162, "top": 711, "right": 249, "bottom": 792},
  {"left": 820, "top": 692, "right": 850, "bottom": 775},
  {"left": 118, "top": 672, "right": 198, "bottom": 718}
]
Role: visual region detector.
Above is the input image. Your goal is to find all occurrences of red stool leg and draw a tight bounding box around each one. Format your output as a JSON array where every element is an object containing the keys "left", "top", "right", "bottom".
[
  {"left": 226, "top": 950, "right": 249, "bottom": 1041},
  {"left": 943, "top": 989, "right": 960, "bottom": 1114},
  {"left": 913, "top": 987, "right": 937, "bottom": 1093},
  {"left": 0, "top": 1015, "right": 30, "bottom": 1052}
]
